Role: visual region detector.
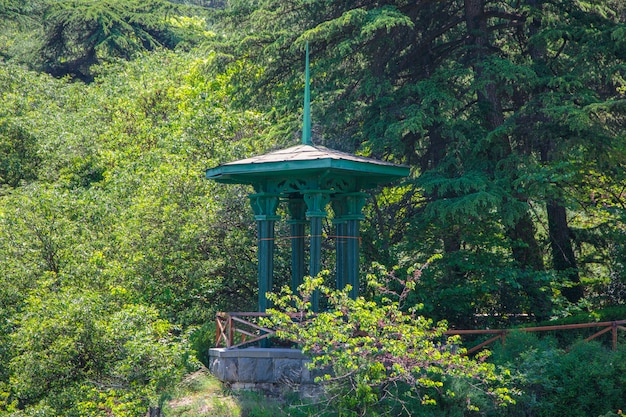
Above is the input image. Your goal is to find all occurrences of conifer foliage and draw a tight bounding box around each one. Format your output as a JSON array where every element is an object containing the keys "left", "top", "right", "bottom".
[
  {"left": 40, "top": 0, "right": 202, "bottom": 81},
  {"left": 0, "top": 0, "right": 626, "bottom": 415},
  {"left": 219, "top": 0, "right": 626, "bottom": 325}
]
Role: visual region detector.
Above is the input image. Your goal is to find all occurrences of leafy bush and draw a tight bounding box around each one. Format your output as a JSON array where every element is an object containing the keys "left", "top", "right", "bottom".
[
  {"left": 490, "top": 331, "right": 626, "bottom": 417},
  {"left": 8, "top": 287, "right": 199, "bottom": 417},
  {"left": 265, "top": 267, "right": 515, "bottom": 417},
  {"left": 189, "top": 320, "right": 216, "bottom": 367}
]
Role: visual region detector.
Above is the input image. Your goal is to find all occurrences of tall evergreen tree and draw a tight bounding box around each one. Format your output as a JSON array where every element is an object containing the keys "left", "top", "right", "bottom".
[
  {"left": 39, "top": 0, "right": 208, "bottom": 81},
  {"left": 217, "top": 0, "right": 626, "bottom": 324}
]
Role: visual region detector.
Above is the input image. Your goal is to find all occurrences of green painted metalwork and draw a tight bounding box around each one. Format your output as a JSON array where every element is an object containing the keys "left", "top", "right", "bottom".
[
  {"left": 303, "top": 190, "right": 332, "bottom": 311},
  {"left": 346, "top": 218, "right": 361, "bottom": 300},
  {"left": 250, "top": 193, "right": 280, "bottom": 312},
  {"left": 287, "top": 198, "right": 306, "bottom": 293},
  {"left": 205, "top": 149, "right": 408, "bottom": 188},
  {"left": 205, "top": 47, "right": 409, "bottom": 312},
  {"left": 332, "top": 198, "right": 348, "bottom": 291},
  {"left": 309, "top": 215, "right": 322, "bottom": 310},
  {"left": 333, "top": 193, "right": 367, "bottom": 299},
  {"left": 302, "top": 42, "right": 312, "bottom": 146}
]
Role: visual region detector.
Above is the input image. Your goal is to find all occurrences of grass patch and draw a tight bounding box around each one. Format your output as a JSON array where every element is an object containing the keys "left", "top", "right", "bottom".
[
  {"left": 163, "top": 368, "right": 299, "bottom": 417},
  {"left": 164, "top": 368, "right": 242, "bottom": 417}
]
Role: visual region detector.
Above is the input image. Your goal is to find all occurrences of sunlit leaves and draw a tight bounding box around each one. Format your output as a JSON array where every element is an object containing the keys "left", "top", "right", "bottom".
[
  {"left": 266, "top": 270, "right": 514, "bottom": 416},
  {"left": 9, "top": 288, "right": 196, "bottom": 415},
  {"left": 0, "top": 39, "right": 270, "bottom": 414}
]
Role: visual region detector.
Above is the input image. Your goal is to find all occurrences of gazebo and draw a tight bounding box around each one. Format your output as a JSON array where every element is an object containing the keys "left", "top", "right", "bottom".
[{"left": 205, "top": 45, "right": 409, "bottom": 313}]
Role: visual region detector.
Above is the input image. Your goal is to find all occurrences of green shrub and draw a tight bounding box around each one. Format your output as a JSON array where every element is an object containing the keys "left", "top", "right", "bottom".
[
  {"left": 265, "top": 268, "right": 515, "bottom": 417},
  {"left": 491, "top": 332, "right": 626, "bottom": 417},
  {"left": 530, "top": 306, "right": 626, "bottom": 349},
  {"left": 189, "top": 321, "right": 216, "bottom": 367}
]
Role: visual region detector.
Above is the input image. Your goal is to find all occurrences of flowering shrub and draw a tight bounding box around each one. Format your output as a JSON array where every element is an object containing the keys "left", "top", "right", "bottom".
[{"left": 265, "top": 264, "right": 515, "bottom": 416}]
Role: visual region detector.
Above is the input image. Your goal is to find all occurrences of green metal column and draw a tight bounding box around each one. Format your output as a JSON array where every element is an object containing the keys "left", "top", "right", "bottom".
[
  {"left": 332, "top": 197, "right": 348, "bottom": 291},
  {"left": 250, "top": 193, "right": 280, "bottom": 312},
  {"left": 303, "top": 190, "right": 331, "bottom": 311},
  {"left": 343, "top": 193, "right": 367, "bottom": 300},
  {"left": 345, "top": 219, "right": 360, "bottom": 299},
  {"left": 288, "top": 198, "right": 307, "bottom": 294}
]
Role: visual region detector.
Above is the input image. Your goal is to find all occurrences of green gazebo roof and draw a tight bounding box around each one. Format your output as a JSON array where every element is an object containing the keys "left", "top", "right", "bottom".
[
  {"left": 205, "top": 143, "right": 409, "bottom": 190},
  {"left": 205, "top": 43, "right": 408, "bottom": 191}
]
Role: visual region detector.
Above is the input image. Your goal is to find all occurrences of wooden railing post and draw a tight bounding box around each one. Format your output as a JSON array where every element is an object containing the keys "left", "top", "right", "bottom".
[
  {"left": 215, "top": 315, "right": 221, "bottom": 347},
  {"left": 227, "top": 313, "right": 234, "bottom": 347}
]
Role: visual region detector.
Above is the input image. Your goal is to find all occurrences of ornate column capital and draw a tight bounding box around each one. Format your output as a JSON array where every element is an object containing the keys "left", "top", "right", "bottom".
[
  {"left": 302, "top": 189, "right": 332, "bottom": 218},
  {"left": 249, "top": 193, "right": 281, "bottom": 221},
  {"left": 334, "top": 192, "right": 368, "bottom": 220}
]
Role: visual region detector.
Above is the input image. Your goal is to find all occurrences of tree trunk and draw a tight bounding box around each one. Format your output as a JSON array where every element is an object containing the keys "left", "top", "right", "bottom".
[
  {"left": 464, "top": 0, "right": 550, "bottom": 315},
  {"left": 547, "top": 200, "right": 583, "bottom": 302},
  {"left": 525, "top": 0, "right": 581, "bottom": 304},
  {"left": 507, "top": 211, "right": 544, "bottom": 271},
  {"left": 147, "top": 406, "right": 161, "bottom": 417},
  {"left": 464, "top": 0, "right": 504, "bottom": 128},
  {"left": 506, "top": 209, "right": 552, "bottom": 319}
]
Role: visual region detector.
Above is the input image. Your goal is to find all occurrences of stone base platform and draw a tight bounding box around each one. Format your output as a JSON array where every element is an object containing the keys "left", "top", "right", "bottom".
[{"left": 208, "top": 347, "right": 321, "bottom": 397}]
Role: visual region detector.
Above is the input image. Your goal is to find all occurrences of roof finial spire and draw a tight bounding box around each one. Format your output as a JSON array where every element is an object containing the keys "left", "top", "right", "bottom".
[{"left": 302, "top": 41, "right": 312, "bottom": 145}]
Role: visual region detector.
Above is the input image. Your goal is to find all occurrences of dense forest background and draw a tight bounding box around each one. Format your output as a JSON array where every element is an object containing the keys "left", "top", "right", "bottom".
[{"left": 0, "top": 0, "right": 625, "bottom": 416}]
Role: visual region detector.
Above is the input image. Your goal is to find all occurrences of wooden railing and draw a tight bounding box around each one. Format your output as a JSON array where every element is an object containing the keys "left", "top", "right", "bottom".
[
  {"left": 215, "top": 312, "right": 626, "bottom": 353},
  {"left": 215, "top": 312, "right": 277, "bottom": 349},
  {"left": 445, "top": 319, "right": 626, "bottom": 354}
]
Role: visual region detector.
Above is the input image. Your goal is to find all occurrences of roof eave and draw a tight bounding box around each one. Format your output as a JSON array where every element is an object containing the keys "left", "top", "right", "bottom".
[{"left": 205, "top": 158, "right": 409, "bottom": 185}]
